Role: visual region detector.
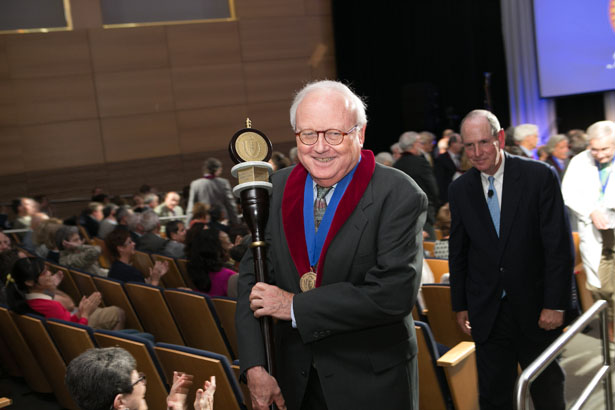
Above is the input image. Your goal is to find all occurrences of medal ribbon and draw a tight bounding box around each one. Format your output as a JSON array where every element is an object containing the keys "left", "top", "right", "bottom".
[{"left": 303, "top": 162, "right": 359, "bottom": 268}]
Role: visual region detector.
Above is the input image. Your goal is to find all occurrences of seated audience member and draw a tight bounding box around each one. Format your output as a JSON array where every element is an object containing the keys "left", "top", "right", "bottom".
[
  {"left": 189, "top": 202, "right": 210, "bottom": 227},
  {"left": 390, "top": 141, "right": 402, "bottom": 161},
  {"left": 105, "top": 228, "right": 167, "bottom": 285},
  {"left": 65, "top": 347, "right": 216, "bottom": 410},
  {"left": 208, "top": 205, "right": 229, "bottom": 234},
  {"left": 187, "top": 229, "right": 237, "bottom": 297},
  {"left": 0, "top": 232, "right": 23, "bottom": 304},
  {"left": 375, "top": 152, "right": 394, "bottom": 166},
  {"left": 434, "top": 203, "right": 451, "bottom": 259},
  {"left": 544, "top": 134, "right": 570, "bottom": 180},
  {"left": 11, "top": 197, "right": 39, "bottom": 238},
  {"left": 228, "top": 223, "right": 249, "bottom": 245},
  {"left": 0, "top": 231, "right": 11, "bottom": 254},
  {"left": 78, "top": 202, "right": 104, "bottom": 239},
  {"left": 269, "top": 151, "right": 291, "bottom": 171},
  {"left": 91, "top": 193, "right": 110, "bottom": 205},
  {"left": 155, "top": 191, "right": 184, "bottom": 219},
  {"left": 163, "top": 220, "right": 187, "bottom": 259},
  {"left": 419, "top": 130, "right": 437, "bottom": 165},
  {"left": 127, "top": 211, "right": 144, "bottom": 246},
  {"left": 34, "top": 195, "right": 54, "bottom": 217},
  {"left": 98, "top": 204, "right": 119, "bottom": 239},
  {"left": 289, "top": 146, "right": 299, "bottom": 165},
  {"left": 514, "top": 123, "right": 539, "bottom": 158},
  {"left": 57, "top": 225, "right": 108, "bottom": 277},
  {"left": 136, "top": 210, "right": 168, "bottom": 254},
  {"left": 33, "top": 218, "right": 64, "bottom": 262},
  {"left": 132, "top": 193, "right": 147, "bottom": 213},
  {"left": 143, "top": 193, "right": 160, "bottom": 210},
  {"left": 229, "top": 234, "right": 250, "bottom": 272},
  {"left": 21, "top": 212, "right": 49, "bottom": 253},
  {"left": 6, "top": 257, "right": 125, "bottom": 330},
  {"left": 504, "top": 125, "right": 523, "bottom": 156}
]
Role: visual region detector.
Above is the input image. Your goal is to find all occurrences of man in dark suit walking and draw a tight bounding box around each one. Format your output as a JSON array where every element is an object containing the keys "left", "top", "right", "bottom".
[
  {"left": 434, "top": 133, "right": 464, "bottom": 204},
  {"left": 237, "top": 80, "right": 426, "bottom": 410},
  {"left": 449, "top": 109, "right": 573, "bottom": 410}
]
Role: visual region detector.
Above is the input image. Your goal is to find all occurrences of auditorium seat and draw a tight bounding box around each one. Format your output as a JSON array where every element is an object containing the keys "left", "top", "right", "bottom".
[
  {"left": 424, "top": 241, "right": 435, "bottom": 257},
  {"left": 211, "top": 296, "right": 238, "bottom": 358},
  {"left": 132, "top": 250, "right": 154, "bottom": 280},
  {"left": 47, "top": 262, "right": 82, "bottom": 303},
  {"left": 90, "top": 236, "right": 112, "bottom": 269},
  {"left": 151, "top": 253, "right": 188, "bottom": 289},
  {"left": 416, "top": 320, "right": 478, "bottom": 410},
  {"left": 163, "top": 289, "right": 234, "bottom": 359},
  {"left": 175, "top": 258, "right": 196, "bottom": 288},
  {"left": 69, "top": 269, "right": 102, "bottom": 303},
  {"left": 421, "top": 284, "right": 473, "bottom": 348},
  {"left": 124, "top": 282, "right": 185, "bottom": 345},
  {"left": 46, "top": 318, "right": 97, "bottom": 365},
  {"left": 154, "top": 343, "right": 245, "bottom": 410},
  {"left": 92, "top": 275, "right": 144, "bottom": 331},
  {"left": 425, "top": 258, "right": 450, "bottom": 283}
]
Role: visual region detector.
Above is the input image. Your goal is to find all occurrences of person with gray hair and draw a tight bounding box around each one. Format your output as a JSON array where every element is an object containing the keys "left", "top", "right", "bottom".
[
  {"left": 390, "top": 142, "right": 402, "bottom": 161},
  {"left": 513, "top": 123, "right": 539, "bottom": 158},
  {"left": 65, "top": 347, "right": 216, "bottom": 410},
  {"left": 543, "top": 134, "right": 570, "bottom": 180},
  {"left": 288, "top": 146, "right": 299, "bottom": 165},
  {"left": 98, "top": 203, "right": 120, "bottom": 239},
  {"left": 237, "top": 79, "right": 424, "bottom": 410},
  {"left": 562, "top": 120, "right": 615, "bottom": 340},
  {"left": 57, "top": 225, "right": 108, "bottom": 277},
  {"left": 374, "top": 151, "right": 394, "bottom": 166},
  {"left": 135, "top": 210, "right": 168, "bottom": 254},
  {"left": 394, "top": 130, "right": 440, "bottom": 239},
  {"left": 186, "top": 157, "right": 238, "bottom": 225}
]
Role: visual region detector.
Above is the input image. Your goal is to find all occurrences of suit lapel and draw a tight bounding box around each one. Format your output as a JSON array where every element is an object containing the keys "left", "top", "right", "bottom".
[
  {"left": 467, "top": 168, "right": 499, "bottom": 242},
  {"left": 498, "top": 154, "right": 523, "bottom": 255}
]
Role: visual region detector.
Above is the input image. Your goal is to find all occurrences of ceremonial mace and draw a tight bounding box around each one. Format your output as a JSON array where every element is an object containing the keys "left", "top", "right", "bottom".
[{"left": 229, "top": 118, "right": 276, "bottom": 377}]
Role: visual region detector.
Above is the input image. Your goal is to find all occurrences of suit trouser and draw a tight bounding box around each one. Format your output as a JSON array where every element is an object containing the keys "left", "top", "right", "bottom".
[{"left": 475, "top": 297, "right": 565, "bottom": 410}]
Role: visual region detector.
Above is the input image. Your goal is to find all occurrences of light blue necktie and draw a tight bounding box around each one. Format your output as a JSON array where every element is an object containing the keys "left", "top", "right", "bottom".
[{"left": 487, "top": 176, "right": 500, "bottom": 236}]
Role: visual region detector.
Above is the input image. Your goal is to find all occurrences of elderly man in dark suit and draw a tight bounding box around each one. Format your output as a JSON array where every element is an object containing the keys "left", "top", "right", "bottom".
[
  {"left": 434, "top": 132, "right": 464, "bottom": 204},
  {"left": 449, "top": 109, "right": 573, "bottom": 410},
  {"left": 237, "top": 80, "right": 426, "bottom": 410}
]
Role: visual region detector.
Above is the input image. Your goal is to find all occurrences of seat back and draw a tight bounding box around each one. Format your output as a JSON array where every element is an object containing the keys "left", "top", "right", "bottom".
[
  {"left": 416, "top": 321, "right": 450, "bottom": 410},
  {"left": 94, "top": 330, "right": 169, "bottom": 410},
  {"left": 124, "top": 282, "right": 184, "bottom": 345},
  {"left": 12, "top": 313, "right": 78, "bottom": 409},
  {"left": 77, "top": 225, "right": 91, "bottom": 242},
  {"left": 154, "top": 343, "right": 244, "bottom": 410},
  {"left": 90, "top": 236, "right": 111, "bottom": 268},
  {"left": 211, "top": 297, "right": 238, "bottom": 358},
  {"left": 92, "top": 275, "right": 144, "bottom": 331},
  {"left": 132, "top": 250, "right": 154, "bottom": 279},
  {"left": 0, "top": 306, "right": 52, "bottom": 393},
  {"left": 425, "top": 259, "right": 450, "bottom": 283},
  {"left": 69, "top": 269, "right": 101, "bottom": 301},
  {"left": 175, "top": 258, "right": 196, "bottom": 288},
  {"left": 421, "top": 284, "right": 473, "bottom": 348},
  {"left": 151, "top": 253, "right": 187, "bottom": 288},
  {"left": 46, "top": 318, "right": 97, "bottom": 365},
  {"left": 47, "top": 262, "right": 82, "bottom": 303},
  {"left": 424, "top": 241, "right": 435, "bottom": 257},
  {"left": 163, "top": 289, "right": 232, "bottom": 358}
]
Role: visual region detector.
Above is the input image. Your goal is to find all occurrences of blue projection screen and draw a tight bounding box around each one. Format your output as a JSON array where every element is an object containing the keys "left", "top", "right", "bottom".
[{"left": 533, "top": 0, "right": 615, "bottom": 97}]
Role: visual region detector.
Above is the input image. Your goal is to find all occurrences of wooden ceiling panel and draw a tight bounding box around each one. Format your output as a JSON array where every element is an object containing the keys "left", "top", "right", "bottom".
[
  {"left": 243, "top": 58, "right": 310, "bottom": 104},
  {"left": 239, "top": 17, "right": 310, "bottom": 61},
  {"left": 172, "top": 63, "right": 246, "bottom": 110},
  {"left": 89, "top": 26, "right": 169, "bottom": 73},
  {"left": 95, "top": 68, "right": 175, "bottom": 117},
  {"left": 5, "top": 31, "right": 91, "bottom": 79},
  {"left": 166, "top": 22, "right": 241, "bottom": 68},
  {"left": 20, "top": 120, "right": 105, "bottom": 171},
  {"left": 101, "top": 112, "right": 180, "bottom": 162}
]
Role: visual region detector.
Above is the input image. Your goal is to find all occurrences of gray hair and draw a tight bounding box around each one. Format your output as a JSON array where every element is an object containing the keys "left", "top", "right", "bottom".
[
  {"left": 398, "top": 131, "right": 421, "bottom": 151},
  {"left": 545, "top": 134, "right": 568, "bottom": 155},
  {"left": 390, "top": 142, "right": 401, "bottom": 154},
  {"left": 55, "top": 225, "right": 79, "bottom": 251},
  {"left": 140, "top": 210, "right": 159, "bottom": 233},
  {"left": 65, "top": 347, "right": 136, "bottom": 410},
  {"left": 375, "top": 152, "right": 394, "bottom": 166},
  {"left": 586, "top": 121, "right": 615, "bottom": 145},
  {"left": 203, "top": 157, "right": 222, "bottom": 175},
  {"left": 419, "top": 131, "right": 436, "bottom": 143},
  {"left": 460, "top": 109, "right": 501, "bottom": 138},
  {"left": 289, "top": 147, "right": 298, "bottom": 162},
  {"left": 289, "top": 80, "right": 367, "bottom": 130},
  {"left": 127, "top": 211, "right": 141, "bottom": 231},
  {"left": 513, "top": 123, "right": 538, "bottom": 143},
  {"left": 143, "top": 193, "right": 158, "bottom": 206}
]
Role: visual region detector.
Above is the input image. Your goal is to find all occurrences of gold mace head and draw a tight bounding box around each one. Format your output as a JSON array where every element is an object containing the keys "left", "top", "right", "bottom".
[{"left": 246, "top": 118, "right": 252, "bottom": 128}]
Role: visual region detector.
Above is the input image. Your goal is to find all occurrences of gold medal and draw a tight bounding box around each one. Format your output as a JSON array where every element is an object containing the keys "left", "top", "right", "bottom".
[{"left": 300, "top": 271, "right": 317, "bottom": 292}]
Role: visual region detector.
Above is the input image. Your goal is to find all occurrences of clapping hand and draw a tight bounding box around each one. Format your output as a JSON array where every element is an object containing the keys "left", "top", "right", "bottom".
[
  {"left": 194, "top": 376, "right": 216, "bottom": 410},
  {"left": 166, "top": 371, "right": 194, "bottom": 410}
]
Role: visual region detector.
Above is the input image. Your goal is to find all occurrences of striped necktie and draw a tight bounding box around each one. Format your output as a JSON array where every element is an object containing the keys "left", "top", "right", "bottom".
[{"left": 314, "top": 185, "right": 333, "bottom": 231}]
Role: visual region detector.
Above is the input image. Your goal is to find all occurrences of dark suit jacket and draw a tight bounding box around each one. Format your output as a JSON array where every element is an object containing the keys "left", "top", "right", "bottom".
[
  {"left": 237, "top": 158, "right": 426, "bottom": 410},
  {"left": 393, "top": 152, "right": 439, "bottom": 224},
  {"left": 448, "top": 153, "right": 573, "bottom": 343},
  {"left": 434, "top": 151, "right": 458, "bottom": 204},
  {"left": 136, "top": 232, "right": 168, "bottom": 254}
]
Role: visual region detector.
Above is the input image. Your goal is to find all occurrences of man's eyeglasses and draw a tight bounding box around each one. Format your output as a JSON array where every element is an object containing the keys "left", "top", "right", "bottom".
[
  {"left": 295, "top": 125, "right": 360, "bottom": 146},
  {"left": 132, "top": 372, "right": 146, "bottom": 387}
]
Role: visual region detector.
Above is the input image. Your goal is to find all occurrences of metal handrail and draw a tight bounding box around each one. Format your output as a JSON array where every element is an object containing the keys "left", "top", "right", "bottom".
[{"left": 515, "top": 300, "right": 613, "bottom": 410}]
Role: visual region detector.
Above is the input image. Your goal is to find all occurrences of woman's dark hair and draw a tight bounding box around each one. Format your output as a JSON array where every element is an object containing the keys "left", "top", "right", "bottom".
[
  {"left": 184, "top": 222, "right": 205, "bottom": 258},
  {"left": 6, "top": 257, "right": 45, "bottom": 314},
  {"left": 55, "top": 225, "right": 79, "bottom": 251},
  {"left": 187, "top": 229, "right": 224, "bottom": 292},
  {"left": 104, "top": 228, "right": 130, "bottom": 260}
]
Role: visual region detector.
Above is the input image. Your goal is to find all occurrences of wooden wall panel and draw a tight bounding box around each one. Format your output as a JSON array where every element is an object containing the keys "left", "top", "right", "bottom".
[
  {"left": 0, "top": 173, "right": 28, "bottom": 201},
  {"left": 306, "top": 15, "right": 335, "bottom": 61},
  {"left": 101, "top": 112, "right": 180, "bottom": 162},
  {"left": 244, "top": 58, "right": 311, "bottom": 104},
  {"left": 0, "top": 127, "right": 25, "bottom": 175},
  {"left": 166, "top": 22, "right": 241, "bottom": 68},
  {"left": 20, "top": 120, "right": 104, "bottom": 171},
  {"left": 246, "top": 100, "right": 293, "bottom": 143},
  {"left": 172, "top": 64, "right": 246, "bottom": 110},
  {"left": 105, "top": 155, "right": 185, "bottom": 195},
  {"left": 0, "top": 37, "right": 9, "bottom": 79},
  {"left": 4, "top": 31, "right": 92, "bottom": 79},
  {"left": 95, "top": 68, "right": 175, "bottom": 117},
  {"left": 239, "top": 17, "right": 310, "bottom": 61},
  {"left": 26, "top": 164, "right": 107, "bottom": 198},
  {"left": 304, "top": 0, "right": 332, "bottom": 15},
  {"left": 177, "top": 105, "right": 248, "bottom": 153},
  {"left": 69, "top": 0, "right": 103, "bottom": 30},
  {"left": 0, "top": 80, "right": 17, "bottom": 126},
  {"left": 310, "top": 56, "right": 336, "bottom": 81},
  {"left": 13, "top": 74, "right": 98, "bottom": 125},
  {"left": 234, "top": 0, "right": 305, "bottom": 18},
  {"left": 89, "top": 26, "right": 169, "bottom": 73}
]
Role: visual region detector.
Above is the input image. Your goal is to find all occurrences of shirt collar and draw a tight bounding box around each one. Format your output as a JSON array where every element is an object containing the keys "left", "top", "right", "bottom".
[
  {"left": 25, "top": 292, "right": 53, "bottom": 300},
  {"left": 480, "top": 150, "right": 505, "bottom": 182}
]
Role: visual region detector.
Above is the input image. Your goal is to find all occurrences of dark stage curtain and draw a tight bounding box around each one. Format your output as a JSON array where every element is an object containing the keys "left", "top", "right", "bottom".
[{"left": 331, "top": 1, "right": 510, "bottom": 154}]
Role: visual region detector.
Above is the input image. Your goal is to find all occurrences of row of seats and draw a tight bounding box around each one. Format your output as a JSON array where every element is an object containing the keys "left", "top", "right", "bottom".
[{"left": 0, "top": 305, "right": 248, "bottom": 410}]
